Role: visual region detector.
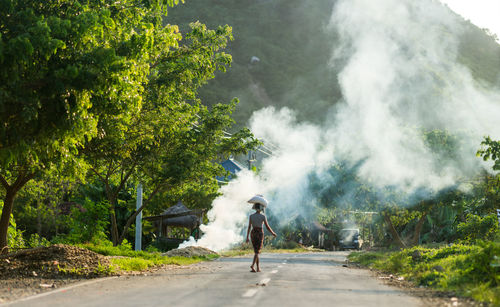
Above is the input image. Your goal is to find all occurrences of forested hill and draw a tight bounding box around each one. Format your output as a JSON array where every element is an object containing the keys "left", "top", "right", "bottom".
[{"left": 168, "top": 0, "right": 500, "bottom": 124}]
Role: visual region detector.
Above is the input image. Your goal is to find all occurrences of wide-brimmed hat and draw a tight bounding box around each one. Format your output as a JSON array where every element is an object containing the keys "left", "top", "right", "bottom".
[{"left": 247, "top": 194, "right": 268, "bottom": 207}]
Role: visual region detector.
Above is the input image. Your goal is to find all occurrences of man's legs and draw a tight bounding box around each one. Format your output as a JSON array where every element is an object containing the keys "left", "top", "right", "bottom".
[
  {"left": 256, "top": 253, "right": 260, "bottom": 272},
  {"left": 251, "top": 254, "right": 257, "bottom": 272}
]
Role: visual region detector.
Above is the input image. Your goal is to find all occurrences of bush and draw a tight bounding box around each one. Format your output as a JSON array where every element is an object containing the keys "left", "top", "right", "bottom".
[
  {"left": 26, "top": 233, "right": 51, "bottom": 248},
  {"left": 456, "top": 213, "right": 499, "bottom": 243},
  {"left": 348, "top": 251, "right": 387, "bottom": 266},
  {"left": 271, "top": 239, "right": 300, "bottom": 249},
  {"left": 148, "top": 238, "right": 184, "bottom": 252},
  {"left": 348, "top": 242, "right": 500, "bottom": 305},
  {"left": 55, "top": 199, "right": 110, "bottom": 244}
]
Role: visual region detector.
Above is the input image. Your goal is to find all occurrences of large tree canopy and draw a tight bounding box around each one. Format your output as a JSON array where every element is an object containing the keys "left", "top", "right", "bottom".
[
  {"left": 77, "top": 17, "right": 260, "bottom": 245},
  {"left": 1, "top": 0, "right": 250, "bottom": 251}
]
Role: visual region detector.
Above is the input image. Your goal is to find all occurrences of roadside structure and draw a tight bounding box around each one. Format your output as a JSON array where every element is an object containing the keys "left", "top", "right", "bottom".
[{"left": 144, "top": 201, "right": 206, "bottom": 249}]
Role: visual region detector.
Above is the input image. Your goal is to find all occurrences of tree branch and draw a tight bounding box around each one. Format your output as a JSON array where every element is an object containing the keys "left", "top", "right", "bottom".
[
  {"left": 113, "top": 159, "right": 139, "bottom": 200},
  {"left": 18, "top": 172, "right": 35, "bottom": 188},
  {"left": 106, "top": 159, "right": 115, "bottom": 181},
  {"left": 0, "top": 175, "right": 9, "bottom": 190},
  {"left": 383, "top": 211, "right": 407, "bottom": 249},
  {"left": 89, "top": 166, "right": 106, "bottom": 183},
  {"left": 11, "top": 170, "right": 27, "bottom": 192}
]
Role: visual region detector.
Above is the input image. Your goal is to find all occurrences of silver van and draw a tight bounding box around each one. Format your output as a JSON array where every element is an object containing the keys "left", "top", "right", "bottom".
[{"left": 339, "top": 228, "right": 362, "bottom": 250}]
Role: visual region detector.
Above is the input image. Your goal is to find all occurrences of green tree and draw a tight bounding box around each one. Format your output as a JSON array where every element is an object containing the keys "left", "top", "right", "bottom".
[
  {"left": 0, "top": 0, "right": 178, "bottom": 252},
  {"left": 82, "top": 21, "right": 259, "bottom": 245},
  {"left": 478, "top": 136, "right": 500, "bottom": 171},
  {"left": 476, "top": 137, "right": 500, "bottom": 216}
]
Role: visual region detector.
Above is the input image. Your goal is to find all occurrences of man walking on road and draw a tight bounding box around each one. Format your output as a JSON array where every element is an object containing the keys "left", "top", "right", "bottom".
[{"left": 246, "top": 195, "right": 277, "bottom": 272}]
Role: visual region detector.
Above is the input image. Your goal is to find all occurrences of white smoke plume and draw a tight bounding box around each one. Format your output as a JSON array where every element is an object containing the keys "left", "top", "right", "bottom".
[
  {"left": 326, "top": 0, "right": 500, "bottom": 193},
  {"left": 180, "top": 108, "right": 324, "bottom": 251},
  {"left": 181, "top": 0, "right": 500, "bottom": 251}
]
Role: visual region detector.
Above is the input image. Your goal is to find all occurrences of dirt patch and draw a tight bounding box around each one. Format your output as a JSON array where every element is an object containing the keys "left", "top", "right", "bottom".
[
  {"left": 0, "top": 244, "right": 114, "bottom": 303},
  {"left": 0, "top": 245, "right": 216, "bottom": 303},
  {"left": 0, "top": 244, "right": 112, "bottom": 279},
  {"left": 164, "top": 246, "right": 218, "bottom": 258}
]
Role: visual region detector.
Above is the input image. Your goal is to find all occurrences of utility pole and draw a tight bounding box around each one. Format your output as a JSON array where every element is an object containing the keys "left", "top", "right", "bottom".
[
  {"left": 497, "top": 209, "right": 500, "bottom": 227},
  {"left": 135, "top": 184, "right": 143, "bottom": 251},
  {"left": 247, "top": 150, "right": 256, "bottom": 170}
]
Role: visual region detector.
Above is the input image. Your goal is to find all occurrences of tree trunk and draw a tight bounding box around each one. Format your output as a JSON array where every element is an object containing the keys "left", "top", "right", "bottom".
[
  {"left": 104, "top": 184, "right": 120, "bottom": 246},
  {"left": 411, "top": 212, "right": 428, "bottom": 246},
  {"left": 36, "top": 200, "right": 42, "bottom": 236},
  {"left": 109, "top": 200, "right": 119, "bottom": 246},
  {"left": 117, "top": 208, "right": 140, "bottom": 246},
  {"left": 382, "top": 212, "right": 407, "bottom": 249},
  {"left": 0, "top": 172, "right": 34, "bottom": 253},
  {"left": 0, "top": 190, "right": 16, "bottom": 254}
]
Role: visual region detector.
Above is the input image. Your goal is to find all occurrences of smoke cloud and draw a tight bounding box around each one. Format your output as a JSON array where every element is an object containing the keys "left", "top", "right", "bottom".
[{"left": 181, "top": 0, "right": 500, "bottom": 251}]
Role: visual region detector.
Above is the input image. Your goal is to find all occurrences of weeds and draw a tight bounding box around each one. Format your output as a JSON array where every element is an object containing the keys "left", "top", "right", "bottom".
[
  {"left": 348, "top": 241, "right": 500, "bottom": 305},
  {"left": 220, "top": 244, "right": 320, "bottom": 257},
  {"left": 79, "top": 242, "right": 219, "bottom": 272}
]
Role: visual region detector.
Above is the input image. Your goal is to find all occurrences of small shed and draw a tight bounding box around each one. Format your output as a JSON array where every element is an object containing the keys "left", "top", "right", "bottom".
[
  {"left": 144, "top": 201, "right": 206, "bottom": 241},
  {"left": 311, "top": 221, "right": 330, "bottom": 249}
]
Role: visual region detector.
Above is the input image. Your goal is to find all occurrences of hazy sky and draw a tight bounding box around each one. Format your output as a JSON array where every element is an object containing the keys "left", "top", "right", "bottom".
[{"left": 440, "top": 0, "right": 500, "bottom": 39}]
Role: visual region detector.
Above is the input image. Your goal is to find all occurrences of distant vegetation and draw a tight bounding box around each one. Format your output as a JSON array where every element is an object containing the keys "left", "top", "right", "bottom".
[
  {"left": 168, "top": 0, "right": 340, "bottom": 124},
  {"left": 168, "top": 0, "right": 500, "bottom": 123}
]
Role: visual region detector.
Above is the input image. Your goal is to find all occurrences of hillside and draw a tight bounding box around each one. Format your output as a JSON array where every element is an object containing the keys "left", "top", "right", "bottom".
[{"left": 167, "top": 0, "right": 500, "bottom": 124}]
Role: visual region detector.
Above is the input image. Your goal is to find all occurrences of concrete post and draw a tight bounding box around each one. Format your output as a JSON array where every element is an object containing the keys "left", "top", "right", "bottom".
[{"left": 135, "top": 184, "right": 143, "bottom": 251}]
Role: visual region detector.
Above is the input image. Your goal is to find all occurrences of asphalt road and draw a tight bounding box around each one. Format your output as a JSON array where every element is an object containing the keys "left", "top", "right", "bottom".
[{"left": 7, "top": 252, "right": 423, "bottom": 307}]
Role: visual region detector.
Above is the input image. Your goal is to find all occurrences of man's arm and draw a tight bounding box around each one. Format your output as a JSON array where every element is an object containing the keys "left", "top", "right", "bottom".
[
  {"left": 264, "top": 216, "right": 277, "bottom": 237},
  {"left": 246, "top": 217, "right": 252, "bottom": 243}
]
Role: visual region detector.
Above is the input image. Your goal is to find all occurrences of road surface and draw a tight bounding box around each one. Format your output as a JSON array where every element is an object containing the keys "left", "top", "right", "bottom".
[{"left": 7, "top": 252, "right": 423, "bottom": 307}]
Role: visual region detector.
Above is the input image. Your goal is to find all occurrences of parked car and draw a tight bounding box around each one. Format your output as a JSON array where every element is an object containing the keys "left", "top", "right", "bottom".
[{"left": 338, "top": 228, "right": 362, "bottom": 250}]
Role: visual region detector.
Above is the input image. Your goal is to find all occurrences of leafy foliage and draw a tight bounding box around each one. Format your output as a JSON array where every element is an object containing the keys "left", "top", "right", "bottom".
[
  {"left": 61, "top": 199, "right": 110, "bottom": 244},
  {"left": 478, "top": 137, "right": 500, "bottom": 171},
  {"left": 26, "top": 233, "right": 51, "bottom": 248},
  {"left": 456, "top": 214, "right": 499, "bottom": 243},
  {"left": 0, "top": 0, "right": 258, "bottom": 250},
  {"left": 75, "top": 9, "right": 259, "bottom": 245},
  {"left": 349, "top": 242, "right": 500, "bottom": 305},
  {"left": 0, "top": 0, "right": 182, "bottom": 250}
]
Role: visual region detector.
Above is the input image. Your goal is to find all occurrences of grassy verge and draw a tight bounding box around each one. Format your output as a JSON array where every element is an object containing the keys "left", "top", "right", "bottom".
[
  {"left": 80, "top": 243, "right": 219, "bottom": 272},
  {"left": 220, "top": 244, "right": 322, "bottom": 257},
  {"left": 348, "top": 241, "right": 500, "bottom": 305}
]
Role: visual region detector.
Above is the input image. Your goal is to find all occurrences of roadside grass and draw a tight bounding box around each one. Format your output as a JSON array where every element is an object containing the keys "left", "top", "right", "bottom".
[
  {"left": 108, "top": 256, "right": 212, "bottom": 271},
  {"left": 348, "top": 241, "right": 500, "bottom": 305},
  {"left": 80, "top": 243, "right": 219, "bottom": 272},
  {"left": 80, "top": 241, "right": 317, "bottom": 272},
  {"left": 220, "top": 243, "right": 322, "bottom": 257}
]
